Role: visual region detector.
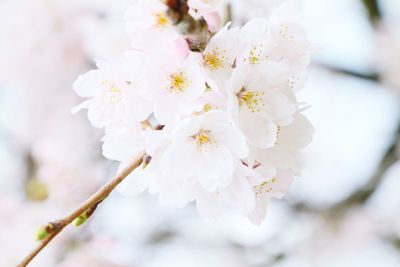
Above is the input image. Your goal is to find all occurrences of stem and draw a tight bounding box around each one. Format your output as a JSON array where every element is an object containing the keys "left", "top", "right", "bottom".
[
  {"left": 295, "top": 139, "right": 398, "bottom": 215},
  {"left": 317, "top": 62, "right": 380, "bottom": 82},
  {"left": 17, "top": 151, "right": 146, "bottom": 267}
]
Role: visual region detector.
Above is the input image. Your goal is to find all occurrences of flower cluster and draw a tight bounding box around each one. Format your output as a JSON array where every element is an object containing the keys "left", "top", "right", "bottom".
[{"left": 74, "top": 0, "right": 314, "bottom": 224}]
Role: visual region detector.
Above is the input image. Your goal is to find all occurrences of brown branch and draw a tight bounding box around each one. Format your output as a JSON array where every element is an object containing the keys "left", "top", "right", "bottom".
[
  {"left": 294, "top": 140, "right": 398, "bottom": 215},
  {"left": 17, "top": 151, "right": 146, "bottom": 267},
  {"left": 316, "top": 62, "right": 380, "bottom": 82}
]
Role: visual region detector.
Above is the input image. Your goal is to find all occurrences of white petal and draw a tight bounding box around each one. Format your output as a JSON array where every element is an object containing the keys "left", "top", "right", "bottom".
[
  {"left": 278, "top": 113, "right": 315, "bottom": 148},
  {"left": 264, "top": 90, "right": 296, "bottom": 125},
  {"left": 196, "top": 146, "right": 234, "bottom": 192},
  {"left": 201, "top": 111, "right": 249, "bottom": 158},
  {"left": 239, "top": 109, "right": 277, "bottom": 148},
  {"left": 160, "top": 139, "right": 198, "bottom": 179},
  {"left": 102, "top": 129, "right": 145, "bottom": 161},
  {"left": 117, "top": 165, "right": 148, "bottom": 196},
  {"left": 220, "top": 164, "right": 256, "bottom": 215},
  {"left": 125, "top": 90, "right": 153, "bottom": 122},
  {"left": 153, "top": 91, "right": 184, "bottom": 125},
  {"left": 73, "top": 69, "right": 104, "bottom": 97},
  {"left": 158, "top": 179, "right": 197, "bottom": 208},
  {"left": 240, "top": 18, "right": 268, "bottom": 43},
  {"left": 248, "top": 197, "right": 269, "bottom": 225},
  {"left": 196, "top": 190, "right": 223, "bottom": 219}
]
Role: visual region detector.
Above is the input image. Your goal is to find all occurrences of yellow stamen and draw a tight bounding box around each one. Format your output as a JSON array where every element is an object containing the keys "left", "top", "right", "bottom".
[
  {"left": 193, "top": 103, "right": 217, "bottom": 116},
  {"left": 193, "top": 129, "right": 215, "bottom": 150},
  {"left": 101, "top": 80, "right": 123, "bottom": 103},
  {"left": 254, "top": 178, "right": 277, "bottom": 196},
  {"left": 169, "top": 71, "right": 190, "bottom": 93},
  {"left": 280, "top": 24, "right": 288, "bottom": 37},
  {"left": 279, "top": 24, "right": 295, "bottom": 41},
  {"left": 154, "top": 12, "right": 169, "bottom": 28},
  {"left": 203, "top": 103, "right": 213, "bottom": 113},
  {"left": 237, "top": 88, "right": 265, "bottom": 113},
  {"left": 249, "top": 46, "right": 262, "bottom": 65},
  {"left": 204, "top": 47, "right": 225, "bottom": 70}
]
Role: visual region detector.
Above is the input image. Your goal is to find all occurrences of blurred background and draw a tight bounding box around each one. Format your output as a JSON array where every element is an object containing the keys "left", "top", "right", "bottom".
[{"left": 0, "top": 0, "right": 400, "bottom": 266}]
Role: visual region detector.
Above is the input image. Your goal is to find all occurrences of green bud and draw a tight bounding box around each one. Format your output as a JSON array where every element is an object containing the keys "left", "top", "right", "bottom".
[
  {"left": 36, "top": 226, "right": 50, "bottom": 241},
  {"left": 72, "top": 214, "right": 88, "bottom": 227}
]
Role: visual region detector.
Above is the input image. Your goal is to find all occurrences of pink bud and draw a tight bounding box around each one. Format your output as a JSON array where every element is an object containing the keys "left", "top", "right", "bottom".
[
  {"left": 171, "top": 36, "right": 190, "bottom": 60},
  {"left": 203, "top": 11, "right": 222, "bottom": 32}
]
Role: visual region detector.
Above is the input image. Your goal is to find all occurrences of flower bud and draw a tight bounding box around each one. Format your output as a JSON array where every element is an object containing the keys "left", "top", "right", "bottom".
[
  {"left": 35, "top": 225, "right": 50, "bottom": 241},
  {"left": 72, "top": 214, "right": 88, "bottom": 227}
]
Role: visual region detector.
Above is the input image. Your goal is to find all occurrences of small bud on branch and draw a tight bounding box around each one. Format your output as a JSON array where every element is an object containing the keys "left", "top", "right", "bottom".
[
  {"left": 35, "top": 226, "right": 50, "bottom": 241},
  {"left": 72, "top": 202, "right": 100, "bottom": 227},
  {"left": 17, "top": 152, "right": 145, "bottom": 267}
]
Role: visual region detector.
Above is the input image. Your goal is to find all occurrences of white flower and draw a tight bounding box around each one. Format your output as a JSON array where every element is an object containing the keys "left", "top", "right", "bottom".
[
  {"left": 195, "top": 162, "right": 256, "bottom": 219},
  {"left": 255, "top": 112, "right": 315, "bottom": 175},
  {"left": 101, "top": 124, "right": 145, "bottom": 162},
  {"left": 266, "top": 2, "right": 312, "bottom": 72},
  {"left": 236, "top": 4, "right": 311, "bottom": 73},
  {"left": 112, "top": 123, "right": 174, "bottom": 197},
  {"left": 227, "top": 62, "right": 297, "bottom": 148},
  {"left": 147, "top": 53, "right": 207, "bottom": 125},
  {"left": 246, "top": 112, "right": 314, "bottom": 224},
  {"left": 73, "top": 52, "right": 152, "bottom": 128},
  {"left": 202, "top": 23, "right": 239, "bottom": 94},
  {"left": 158, "top": 111, "right": 248, "bottom": 198},
  {"left": 249, "top": 170, "right": 295, "bottom": 225},
  {"left": 191, "top": 88, "right": 227, "bottom": 116},
  {"left": 117, "top": 154, "right": 158, "bottom": 197},
  {"left": 72, "top": 0, "right": 314, "bottom": 224},
  {"left": 124, "top": 0, "right": 178, "bottom": 49},
  {"left": 236, "top": 18, "right": 270, "bottom": 67}
]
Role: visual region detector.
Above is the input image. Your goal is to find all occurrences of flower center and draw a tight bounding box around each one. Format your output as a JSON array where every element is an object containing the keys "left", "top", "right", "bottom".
[
  {"left": 280, "top": 24, "right": 288, "bottom": 37},
  {"left": 248, "top": 45, "right": 263, "bottom": 65},
  {"left": 203, "top": 103, "right": 213, "bottom": 112},
  {"left": 204, "top": 48, "right": 225, "bottom": 70},
  {"left": 154, "top": 12, "right": 169, "bottom": 28},
  {"left": 101, "top": 80, "right": 123, "bottom": 103},
  {"left": 169, "top": 71, "right": 190, "bottom": 93},
  {"left": 237, "top": 88, "right": 265, "bottom": 113},
  {"left": 288, "top": 75, "right": 300, "bottom": 89},
  {"left": 254, "top": 178, "right": 277, "bottom": 196},
  {"left": 193, "top": 103, "right": 216, "bottom": 116},
  {"left": 279, "top": 24, "right": 294, "bottom": 41},
  {"left": 193, "top": 129, "right": 215, "bottom": 150}
]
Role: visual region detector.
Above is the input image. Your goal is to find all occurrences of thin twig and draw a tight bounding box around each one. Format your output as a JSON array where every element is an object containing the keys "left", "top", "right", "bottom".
[
  {"left": 225, "top": 3, "right": 232, "bottom": 23},
  {"left": 17, "top": 151, "right": 146, "bottom": 267},
  {"left": 316, "top": 62, "right": 380, "bottom": 82},
  {"left": 295, "top": 140, "right": 398, "bottom": 215}
]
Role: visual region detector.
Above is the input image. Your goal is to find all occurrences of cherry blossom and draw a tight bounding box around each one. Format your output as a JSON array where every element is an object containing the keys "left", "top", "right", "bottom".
[
  {"left": 124, "top": 0, "right": 180, "bottom": 49},
  {"left": 158, "top": 111, "right": 248, "bottom": 194},
  {"left": 73, "top": 52, "right": 152, "bottom": 128},
  {"left": 227, "top": 62, "right": 296, "bottom": 148},
  {"left": 236, "top": 2, "right": 312, "bottom": 74},
  {"left": 146, "top": 52, "right": 207, "bottom": 125},
  {"left": 202, "top": 23, "right": 240, "bottom": 93},
  {"left": 74, "top": 0, "right": 314, "bottom": 224}
]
